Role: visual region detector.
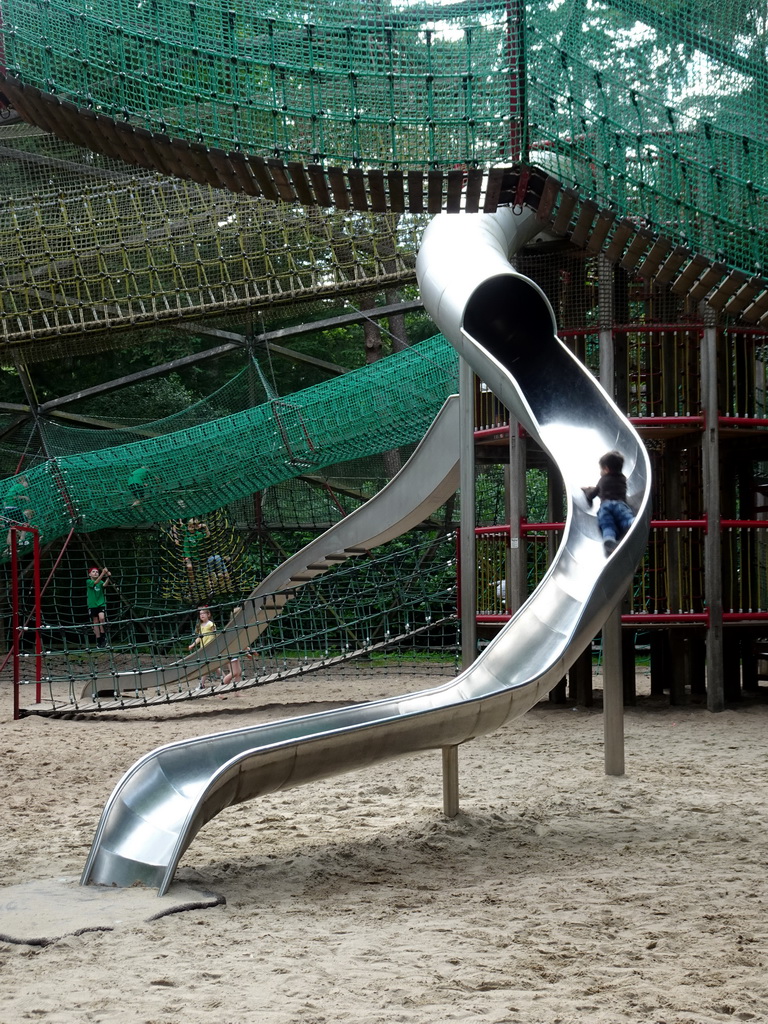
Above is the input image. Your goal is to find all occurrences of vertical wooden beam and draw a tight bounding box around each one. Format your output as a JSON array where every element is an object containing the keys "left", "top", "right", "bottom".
[
  {"left": 701, "top": 312, "right": 724, "bottom": 712},
  {"left": 668, "top": 633, "right": 689, "bottom": 705},
  {"left": 622, "top": 628, "right": 637, "bottom": 705},
  {"left": 570, "top": 645, "right": 593, "bottom": 706},
  {"left": 665, "top": 442, "right": 684, "bottom": 678},
  {"left": 650, "top": 632, "right": 669, "bottom": 696},
  {"left": 442, "top": 745, "right": 460, "bottom": 818},
  {"left": 599, "top": 256, "right": 625, "bottom": 769}
]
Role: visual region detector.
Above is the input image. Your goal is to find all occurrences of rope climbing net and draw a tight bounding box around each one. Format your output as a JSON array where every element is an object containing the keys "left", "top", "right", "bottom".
[
  {"left": 14, "top": 532, "right": 459, "bottom": 716},
  {"left": 0, "top": 0, "right": 515, "bottom": 169},
  {"left": 0, "top": 124, "right": 429, "bottom": 347}
]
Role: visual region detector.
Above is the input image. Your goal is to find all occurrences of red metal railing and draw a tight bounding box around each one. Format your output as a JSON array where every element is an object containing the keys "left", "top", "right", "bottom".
[
  {"left": 7, "top": 521, "right": 42, "bottom": 720},
  {"left": 474, "top": 518, "right": 768, "bottom": 626}
]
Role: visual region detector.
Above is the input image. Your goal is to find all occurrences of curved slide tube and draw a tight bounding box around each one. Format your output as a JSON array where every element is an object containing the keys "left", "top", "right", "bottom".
[
  {"left": 80, "top": 392, "right": 461, "bottom": 699},
  {"left": 82, "top": 208, "right": 651, "bottom": 894}
]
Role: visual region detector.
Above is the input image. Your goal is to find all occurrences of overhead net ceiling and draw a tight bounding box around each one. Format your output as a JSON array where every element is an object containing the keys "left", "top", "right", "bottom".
[{"left": 0, "top": 0, "right": 765, "bottom": 278}]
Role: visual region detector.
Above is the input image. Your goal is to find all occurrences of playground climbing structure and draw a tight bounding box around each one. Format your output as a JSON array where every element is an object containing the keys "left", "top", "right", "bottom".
[
  {"left": 0, "top": 335, "right": 458, "bottom": 550},
  {"left": 1, "top": 0, "right": 768, "bottom": 709}
]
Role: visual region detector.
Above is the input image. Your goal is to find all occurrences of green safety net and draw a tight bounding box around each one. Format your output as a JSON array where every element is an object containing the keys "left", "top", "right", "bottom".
[
  {"left": 15, "top": 532, "right": 459, "bottom": 715},
  {"left": 0, "top": 0, "right": 513, "bottom": 168},
  {"left": 0, "top": 333, "right": 459, "bottom": 552},
  {"left": 1, "top": 0, "right": 766, "bottom": 280},
  {"left": 526, "top": 1, "right": 768, "bottom": 279}
]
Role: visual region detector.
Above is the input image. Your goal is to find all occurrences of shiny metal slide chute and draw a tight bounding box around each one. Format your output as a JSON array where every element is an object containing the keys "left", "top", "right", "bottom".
[{"left": 81, "top": 208, "right": 651, "bottom": 894}]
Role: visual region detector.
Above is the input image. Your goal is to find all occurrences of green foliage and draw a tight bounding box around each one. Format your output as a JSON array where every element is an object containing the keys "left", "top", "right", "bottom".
[
  {"left": 475, "top": 465, "right": 553, "bottom": 525},
  {"left": 87, "top": 375, "right": 200, "bottom": 422},
  {"left": 526, "top": 468, "right": 550, "bottom": 523}
]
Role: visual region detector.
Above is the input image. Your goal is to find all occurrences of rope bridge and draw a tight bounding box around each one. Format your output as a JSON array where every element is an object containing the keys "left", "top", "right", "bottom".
[
  {"left": 0, "top": 123, "right": 429, "bottom": 347},
  {"left": 15, "top": 533, "right": 459, "bottom": 716}
]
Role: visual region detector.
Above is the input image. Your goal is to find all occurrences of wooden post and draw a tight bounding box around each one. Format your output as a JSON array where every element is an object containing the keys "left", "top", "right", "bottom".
[
  {"left": 571, "top": 645, "right": 593, "bottom": 706},
  {"left": 701, "top": 313, "right": 724, "bottom": 711},
  {"left": 603, "top": 603, "right": 625, "bottom": 775},
  {"left": 442, "top": 745, "right": 460, "bottom": 818},
  {"left": 622, "top": 628, "right": 637, "bottom": 705}
]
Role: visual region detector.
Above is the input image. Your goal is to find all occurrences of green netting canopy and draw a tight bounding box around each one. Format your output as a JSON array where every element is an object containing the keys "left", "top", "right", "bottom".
[
  {"left": 0, "top": 334, "right": 459, "bottom": 550},
  {"left": 1, "top": 0, "right": 766, "bottom": 278}
]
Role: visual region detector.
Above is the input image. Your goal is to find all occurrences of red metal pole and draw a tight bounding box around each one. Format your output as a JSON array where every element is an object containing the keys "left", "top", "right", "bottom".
[
  {"left": 481, "top": 516, "right": 716, "bottom": 532},
  {"left": 10, "top": 529, "right": 20, "bottom": 721},
  {"left": 474, "top": 425, "right": 511, "bottom": 440},
  {"left": 632, "top": 416, "right": 704, "bottom": 427},
  {"left": 0, "top": 523, "right": 57, "bottom": 682},
  {"left": 620, "top": 613, "right": 709, "bottom": 624},
  {"left": 477, "top": 613, "right": 712, "bottom": 625},
  {"left": 33, "top": 528, "right": 41, "bottom": 703}
]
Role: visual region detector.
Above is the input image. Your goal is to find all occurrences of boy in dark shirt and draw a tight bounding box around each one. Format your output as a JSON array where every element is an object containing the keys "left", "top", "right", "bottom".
[{"left": 582, "top": 450, "right": 635, "bottom": 556}]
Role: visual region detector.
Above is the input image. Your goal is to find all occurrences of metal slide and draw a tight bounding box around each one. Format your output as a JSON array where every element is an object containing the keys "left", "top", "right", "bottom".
[{"left": 81, "top": 208, "right": 651, "bottom": 894}]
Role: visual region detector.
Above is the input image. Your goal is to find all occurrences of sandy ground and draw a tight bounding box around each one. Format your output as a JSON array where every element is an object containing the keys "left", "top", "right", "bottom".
[{"left": 1, "top": 666, "right": 767, "bottom": 1024}]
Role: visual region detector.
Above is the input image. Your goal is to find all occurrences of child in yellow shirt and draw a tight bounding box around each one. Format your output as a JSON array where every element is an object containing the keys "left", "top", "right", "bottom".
[{"left": 188, "top": 606, "right": 216, "bottom": 652}]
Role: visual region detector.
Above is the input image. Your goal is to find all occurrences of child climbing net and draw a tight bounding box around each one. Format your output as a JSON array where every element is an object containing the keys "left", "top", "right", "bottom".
[{"left": 86, "top": 565, "right": 111, "bottom": 648}]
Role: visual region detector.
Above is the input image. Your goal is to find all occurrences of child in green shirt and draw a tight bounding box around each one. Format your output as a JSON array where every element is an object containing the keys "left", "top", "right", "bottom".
[{"left": 87, "top": 566, "right": 111, "bottom": 648}]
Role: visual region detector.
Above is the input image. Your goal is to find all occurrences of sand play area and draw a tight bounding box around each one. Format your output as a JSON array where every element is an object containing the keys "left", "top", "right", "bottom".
[{"left": 1, "top": 666, "right": 767, "bottom": 1024}]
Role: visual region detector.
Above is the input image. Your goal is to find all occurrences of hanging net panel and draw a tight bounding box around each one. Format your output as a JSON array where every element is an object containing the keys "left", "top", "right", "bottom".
[
  {"left": 156, "top": 509, "right": 250, "bottom": 604},
  {"left": 526, "top": 1, "right": 768, "bottom": 284},
  {"left": 0, "top": 333, "right": 459, "bottom": 553},
  {"left": 0, "top": 1, "right": 515, "bottom": 172},
  {"left": 0, "top": 441, "right": 445, "bottom": 647}
]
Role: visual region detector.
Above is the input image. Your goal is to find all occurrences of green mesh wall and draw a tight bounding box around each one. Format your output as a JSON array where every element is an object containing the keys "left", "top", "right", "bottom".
[
  {"left": 0, "top": 334, "right": 458, "bottom": 551},
  {"left": 528, "top": 1, "right": 768, "bottom": 279},
  {"left": 0, "top": 0, "right": 514, "bottom": 169},
  {"left": 13, "top": 533, "right": 458, "bottom": 715},
  {"left": 2, "top": 0, "right": 765, "bottom": 281}
]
